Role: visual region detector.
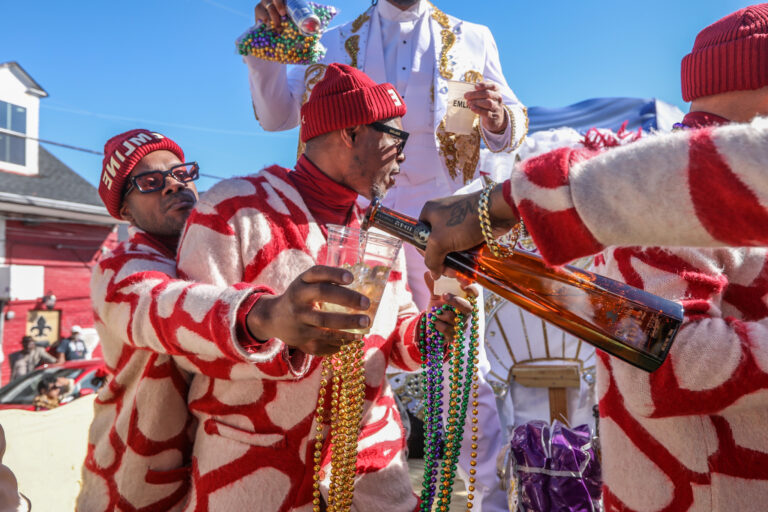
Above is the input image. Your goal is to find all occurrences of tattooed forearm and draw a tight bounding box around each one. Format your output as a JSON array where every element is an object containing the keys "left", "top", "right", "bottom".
[{"left": 446, "top": 200, "right": 474, "bottom": 226}]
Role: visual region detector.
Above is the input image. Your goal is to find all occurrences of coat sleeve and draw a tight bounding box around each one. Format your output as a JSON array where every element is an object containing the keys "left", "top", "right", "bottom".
[
  {"left": 383, "top": 252, "right": 424, "bottom": 372},
  {"left": 600, "top": 247, "right": 768, "bottom": 418},
  {"left": 479, "top": 25, "right": 527, "bottom": 152},
  {"left": 508, "top": 116, "right": 768, "bottom": 265},
  {"left": 92, "top": 246, "right": 290, "bottom": 376},
  {"left": 243, "top": 56, "right": 306, "bottom": 131},
  {"left": 176, "top": 177, "right": 313, "bottom": 378}
]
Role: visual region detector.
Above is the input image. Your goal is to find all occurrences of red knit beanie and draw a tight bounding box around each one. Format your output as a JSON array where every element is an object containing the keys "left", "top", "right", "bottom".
[
  {"left": 682, "top": 4, "right": 768, "bottom": 102},
  {"left": 300, "top": 63, "right": 407, "bottom": 142},
  {"left": 98, "top": 129, "right": 185, "bottom": 219}
]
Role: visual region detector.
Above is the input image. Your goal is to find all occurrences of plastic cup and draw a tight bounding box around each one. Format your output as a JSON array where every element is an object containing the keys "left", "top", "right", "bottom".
[{"left": 322, "top": 225, "right": 403, "bottom": 334}]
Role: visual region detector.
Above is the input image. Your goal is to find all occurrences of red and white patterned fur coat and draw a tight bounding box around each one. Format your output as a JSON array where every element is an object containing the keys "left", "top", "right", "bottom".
[
  {"left": 78, "top": 228, "right": 266, "bottom": 511},
  {"left": 175, "top": 166, "right": 423, "bottom": 512},
  {"left": 510, "top": 118, "right": 768, "bottom": 511}
]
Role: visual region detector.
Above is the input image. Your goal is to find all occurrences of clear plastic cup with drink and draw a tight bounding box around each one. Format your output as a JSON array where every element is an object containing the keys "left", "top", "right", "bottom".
[{"left": 322, "top": 225, "right": 403, "bottom": 334}]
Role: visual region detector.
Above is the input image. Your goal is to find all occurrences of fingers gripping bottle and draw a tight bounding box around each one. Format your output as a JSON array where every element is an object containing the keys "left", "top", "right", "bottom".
[{"left": 362, "top": 198, "right": 683, "bottom": 373}]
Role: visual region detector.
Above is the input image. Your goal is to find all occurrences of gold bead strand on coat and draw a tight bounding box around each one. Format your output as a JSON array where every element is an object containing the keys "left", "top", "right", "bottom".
[
  {"left": 332, "top": 341, "right": 355, "bottom": 511},
  {"left": 344, "top": 340, "right": 366, "bottom": 510},
  {"left": 312, "top": 358, "right": 331, "bottom": 512},
  {"left": 324, "top": 336, "right": 366, "bottom": 512},
  {"left": 326, "top": 352, "right": 343, "bottom": 511},
  {"left": 335, "top": 338, "right": 365, "bottom": 511}
]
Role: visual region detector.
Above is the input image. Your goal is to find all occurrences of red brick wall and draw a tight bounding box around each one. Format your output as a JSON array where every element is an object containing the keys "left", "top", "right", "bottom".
[{"left": 2, "top": 220, "right": 117, "bottom": 384}]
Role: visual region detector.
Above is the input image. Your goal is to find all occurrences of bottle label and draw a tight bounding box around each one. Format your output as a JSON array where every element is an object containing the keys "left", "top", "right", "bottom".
[
  {"left": 286, "top": 0, "right": 314, "bottom": 18},
  {"left": 368, "top": 204, "right": 430, "bottom": 251}
]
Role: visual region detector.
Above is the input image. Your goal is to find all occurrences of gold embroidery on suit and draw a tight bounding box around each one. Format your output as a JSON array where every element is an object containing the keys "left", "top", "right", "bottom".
[
  {"left": 436, "top": 70, "right": 483, "bottom": 183},
  {"left": 350, "top": 12, "right": 370, "bottom": 33},
  {"left": 301, "top": 63, "right": 328, "bottom": 105},
  {"left": 297, "top": 63, "right": 328, "bottom": 158},
  {"left": 343, "top": 8, "right": 371, "bottom": 69},
  {"left": 430, "top": 3, "right": 455, "bottom": 80},
  {"left": 464, "top": 70, "right": 483, "bottom": 84},
  {"left": 436, "top": 119, "right": 481, "bottom": 184},
  {"left": 345, "top": 35, "right": 361, "bottom": 69}
]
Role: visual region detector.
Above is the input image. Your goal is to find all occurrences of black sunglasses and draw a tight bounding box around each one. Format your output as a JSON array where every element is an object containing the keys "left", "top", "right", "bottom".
[
  {"left": 124, "top": 162, "right": 200, "bottom": 197},
  {"left": 368, "top": 122, "right": 409, "bottom": 156}
]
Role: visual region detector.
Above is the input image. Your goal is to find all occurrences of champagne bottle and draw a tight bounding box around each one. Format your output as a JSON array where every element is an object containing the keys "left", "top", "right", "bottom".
[{"left": 362, "top": 199, "right": 683, "bottom": 372}]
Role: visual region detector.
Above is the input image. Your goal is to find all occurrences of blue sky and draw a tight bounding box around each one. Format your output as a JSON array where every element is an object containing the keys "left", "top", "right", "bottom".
[{"left": 0, "top": 0, "right": 751, "bottom": 191}]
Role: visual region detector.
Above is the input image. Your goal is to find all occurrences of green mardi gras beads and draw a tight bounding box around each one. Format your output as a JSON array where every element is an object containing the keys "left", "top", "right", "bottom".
[{"left": 235, "top": 2, "right": 337, "bottom": 65}]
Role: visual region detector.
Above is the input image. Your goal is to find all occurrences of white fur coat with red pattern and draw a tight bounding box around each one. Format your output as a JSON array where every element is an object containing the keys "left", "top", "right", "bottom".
[
  {"left": 176, "top": 166, "right": 423, "bottom": 512},
  {"left": 511, "top": 118, "right": 768, "bottom": 511},
  {"left": 79, "top": 228, "right": 263, "bottom": 511}
]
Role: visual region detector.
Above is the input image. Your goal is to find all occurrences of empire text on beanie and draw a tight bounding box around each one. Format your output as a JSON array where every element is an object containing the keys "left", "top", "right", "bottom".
[
  {"left": 99, "top": 129, "right": 185, "bottom": 219},
  {"left": 682, "top": 3, "right": 768, "bottom": 102},
  {"left": 300, "top": 63, "right": 407, "bottom": 143}
]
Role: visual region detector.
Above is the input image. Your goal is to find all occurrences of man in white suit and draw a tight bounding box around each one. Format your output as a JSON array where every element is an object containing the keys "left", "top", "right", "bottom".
[{"left": 245, "top": 2, "right": 525, "bottom": 509}]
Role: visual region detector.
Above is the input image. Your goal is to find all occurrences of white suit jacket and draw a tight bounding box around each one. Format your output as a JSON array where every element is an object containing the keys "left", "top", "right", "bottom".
[{"left": 245, "top": 1, "right": 527, "bottom": 219}]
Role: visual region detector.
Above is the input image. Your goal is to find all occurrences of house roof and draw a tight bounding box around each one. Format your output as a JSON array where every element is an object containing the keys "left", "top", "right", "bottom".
[
  {"left": 0, "top": 62, "right": 48, "bottom": 98},
  {"left": 0, "top": 146, "right": 103, "bottom": 207}
]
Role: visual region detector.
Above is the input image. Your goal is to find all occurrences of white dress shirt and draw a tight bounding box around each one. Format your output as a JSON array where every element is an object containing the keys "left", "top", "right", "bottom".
[{"left": 377, "top": 0, "right": 509, "bottom": 153}]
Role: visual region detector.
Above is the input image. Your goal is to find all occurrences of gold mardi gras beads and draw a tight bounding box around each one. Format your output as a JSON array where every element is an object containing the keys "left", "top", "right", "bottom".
[
  {"left": 312, "top": 358, "right": 331, "bottom": 511},
  {"left": 314, "top": 337, "right": 366, "bottom": 512},
  {"left": 236, "top": 4, "right": 337, "bottom": 65}
]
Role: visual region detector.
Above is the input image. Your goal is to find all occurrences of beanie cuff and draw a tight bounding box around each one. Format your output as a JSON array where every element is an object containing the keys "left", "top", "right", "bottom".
[
  {"left": 682, "top": 34, "right": 768, "bottom": 102},
  {"left": 99, "top": 131, "right": 184, "bottom": 219},
  {"left": 300, "top": 83, "right": 406, "bottom": 142}
]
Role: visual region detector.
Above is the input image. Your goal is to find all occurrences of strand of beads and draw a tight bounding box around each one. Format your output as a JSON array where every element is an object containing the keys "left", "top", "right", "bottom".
[
  {"left": 437, "top": 308, "right": 469, "bottom": 511},
  {"left": 325, "top": 351, "right": 342, "bottom": 509},
  {"left": 236, "top": 2, "right": 337, "bottom": 64},
  {"left": 461, "top": 299, "right": 480, "bottom": 510},
  {"left": 322, "top": 337, "right": 366, "bottom": 512},
  {"left": 312, "top": 358, "right": 331, "bottom": 512},
  {"left": 419, "top": 296, "right": 480, "bottom": 512},
  {"left": 465, "top": 299, "right": 481, "bottom": 509},
  {"left": 419, "top": 309, "right": 445, "bottom": 509}
]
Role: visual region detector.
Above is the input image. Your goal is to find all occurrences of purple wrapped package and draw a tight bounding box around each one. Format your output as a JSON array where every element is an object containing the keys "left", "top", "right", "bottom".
[{"left": 499, "top": 420, "right": 601, "bottom": 512}]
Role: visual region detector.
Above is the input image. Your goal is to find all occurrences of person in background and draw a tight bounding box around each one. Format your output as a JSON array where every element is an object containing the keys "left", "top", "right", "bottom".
[
  {"left": 10, "top": 336, "right": 56, "bottom": 381},
  {"left": 32, "top": 375, "right": 74, "bottom": 411},
  {"left": 55, "top": 326, "right": 87, "bottom": 363}
]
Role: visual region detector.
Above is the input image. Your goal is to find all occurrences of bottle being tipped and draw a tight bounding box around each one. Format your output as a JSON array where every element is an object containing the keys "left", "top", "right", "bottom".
[{"left": 362, "top": 198, "right": 684, "bottom": 372}]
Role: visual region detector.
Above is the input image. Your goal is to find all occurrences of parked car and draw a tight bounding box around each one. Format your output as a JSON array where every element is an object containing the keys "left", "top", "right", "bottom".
[{"left": 0, "top": 359, "right": 107, "bottom": 411}]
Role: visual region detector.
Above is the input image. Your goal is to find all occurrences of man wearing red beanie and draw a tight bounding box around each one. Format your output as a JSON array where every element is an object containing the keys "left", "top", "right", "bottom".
[
  {"left": 422, "top": 5, "right": 768, "bottom": 511},
  {"left": 587, "top": 8, "right": 768, "bottom": 510},
  {"left": 78, "top": 128, "right": 377, "bottom": 511},
  {"left": 176, "top": 63, "right": 471, "bottom": 510}
]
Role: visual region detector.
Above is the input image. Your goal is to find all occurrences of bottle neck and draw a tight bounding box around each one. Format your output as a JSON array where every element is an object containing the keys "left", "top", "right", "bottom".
[{"left": 363, "top": 199, "right": 431, "bottom": 251}]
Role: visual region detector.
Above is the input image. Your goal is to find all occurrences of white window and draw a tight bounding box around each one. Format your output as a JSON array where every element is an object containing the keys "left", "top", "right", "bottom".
[{"left": 0, "top": 100, "right": 27, "bottom": 166}]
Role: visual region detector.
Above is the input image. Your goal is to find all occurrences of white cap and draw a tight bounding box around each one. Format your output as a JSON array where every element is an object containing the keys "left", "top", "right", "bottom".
[{"left": 71, "top": 325, "right": 82, "bottom": 334}]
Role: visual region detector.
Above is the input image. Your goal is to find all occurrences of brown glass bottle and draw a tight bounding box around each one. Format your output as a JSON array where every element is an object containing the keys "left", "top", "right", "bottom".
[{"left": 363, "top": 200, "right": 683, "bottom": 372}]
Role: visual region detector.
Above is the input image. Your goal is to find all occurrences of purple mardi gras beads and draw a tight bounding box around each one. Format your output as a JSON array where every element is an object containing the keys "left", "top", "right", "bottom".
[{"left": 235, "top": 2, "right": 337, "bottom": 65}]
